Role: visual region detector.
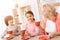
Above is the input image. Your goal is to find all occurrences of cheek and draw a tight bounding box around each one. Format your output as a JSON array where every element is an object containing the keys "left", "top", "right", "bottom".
[
  {"left": 27, "top": 17, "right": 33, "bottom": 21},
  {"left": 10, "top": 22, "right": 13, "bottom": 24},
  {"left": 26, "top": 17, "right": 30, "bottom": 21},
  {"left": 28, "top": 17, "right": 32, "bottom": 20},
  {"left": 30, "top": 16, "right": 34, "bottom": 20},
  {"left": 43, "top": 12, "right": 48, "bottom": 17},
  {"left": 8, "top": 22, "right": 11, "bottom": 25}
]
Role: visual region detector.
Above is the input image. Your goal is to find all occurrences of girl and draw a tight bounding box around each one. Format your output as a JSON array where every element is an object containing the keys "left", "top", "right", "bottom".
[
  {"left": 39, "top": 4, "right": 60, "bottom": 40},
  {"left": 21, "top": 11, "right": 44, "bottom": 40},
  {"left": 25, "top": 11, "right": 39, "bottom": 36},
  {"left": 3, "top": 16, "right": 19, "bottom": 40}
]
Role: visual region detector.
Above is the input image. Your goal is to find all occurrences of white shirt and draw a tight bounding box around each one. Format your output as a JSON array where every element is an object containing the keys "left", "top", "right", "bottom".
[
  {"left": 7, "top": 26, "right": 17, "bottom": 31},
  {"left": 45, "top": 19, "right": 56, "bottom": 33}
]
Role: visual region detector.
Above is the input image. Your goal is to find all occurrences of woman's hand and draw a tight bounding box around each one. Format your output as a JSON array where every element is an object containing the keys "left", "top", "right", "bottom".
[
  {"left": 39, "top": 35, "right": 50, "bottom": 40},
  {"left": 49, "top": 32, "right": 56, "bottom": 38}
]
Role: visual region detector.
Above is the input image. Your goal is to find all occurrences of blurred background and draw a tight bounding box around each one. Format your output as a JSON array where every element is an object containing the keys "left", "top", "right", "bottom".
[{"left": 0, "top": 0, "right": 60, "bottom": 40}]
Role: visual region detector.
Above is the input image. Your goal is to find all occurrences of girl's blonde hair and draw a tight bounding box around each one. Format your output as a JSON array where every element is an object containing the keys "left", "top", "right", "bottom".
[{"left": 43, "top": 4, "right": 57, "bottom": 20}]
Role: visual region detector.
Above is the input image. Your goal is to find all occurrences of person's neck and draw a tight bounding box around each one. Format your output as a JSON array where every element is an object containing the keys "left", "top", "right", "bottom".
[{"left": 29, "top": 20, "right": 35, "bottom": 24}]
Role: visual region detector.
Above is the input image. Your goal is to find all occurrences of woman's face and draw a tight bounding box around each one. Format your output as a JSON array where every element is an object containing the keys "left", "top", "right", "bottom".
[
  {"left": 26, "top": 13, "right": 34, "bottom": 22},
  {"left": 43, "top": 7, "right": 56, "bottom": 21},
  {"left": 43, "top": 8, "right": 48, "bottom": 18}
]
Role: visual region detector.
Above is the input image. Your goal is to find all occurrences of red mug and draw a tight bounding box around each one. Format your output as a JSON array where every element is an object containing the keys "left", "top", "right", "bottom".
[
  {"left": 7, "top": 31, "right": 13, "bottom": 34},
  {"left": 20, "top": 30, "right": 25, "bottom": 35},
  {"left": 35, "top": 21, "right": 40, "bottom": 27}
]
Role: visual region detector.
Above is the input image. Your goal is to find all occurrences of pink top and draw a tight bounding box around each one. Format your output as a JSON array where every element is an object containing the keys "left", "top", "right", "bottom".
[
  {"left": 25, "top": 22, "right": 40, "bottom": 36},
  {"left": 56, "top": 14, "right": 60, "bottom": 32}
]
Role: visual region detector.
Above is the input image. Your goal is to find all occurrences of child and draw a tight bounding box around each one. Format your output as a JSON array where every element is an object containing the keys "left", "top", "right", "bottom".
[
  {"left": 3, "top": 16, "right": 19, "bottom": 40},
  {"left": 21, "top": 11, "right": 43, "bottom": 40},
  {"left": 39, "top": 4, "right": 60, "bottom": 40},
  {"left": 25, "top": 11, "right": 40, "bottom": 36}
]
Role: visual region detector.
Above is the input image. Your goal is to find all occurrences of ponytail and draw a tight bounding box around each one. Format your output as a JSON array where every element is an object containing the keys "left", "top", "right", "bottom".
[{"left": 33, "top": 18, "right": 35, "bottom": 21}]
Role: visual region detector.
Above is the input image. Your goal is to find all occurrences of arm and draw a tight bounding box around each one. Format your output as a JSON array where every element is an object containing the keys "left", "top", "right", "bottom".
[
  {"left": 54, "top": 32, "right": 60, "bottom": 36},
  {"left": 49, "top": 32, "right": 60, "bottom": 39},
  {"left": 25, "top": 30, "right": 30, "bottom": 36},
  {"left": 39, "top": 26, "right": 45, "bottom": 35},
  {"left": 24, "top": 24, "right": 30, "bottom": 36}
]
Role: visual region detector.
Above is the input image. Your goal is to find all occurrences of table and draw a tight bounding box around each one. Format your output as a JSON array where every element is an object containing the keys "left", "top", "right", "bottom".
[
  {"left": 11, "top": 35, "right": 60, "bottom": 40},
  {"left": 51, "top": 36, "right": 60, "bottom": 40}
]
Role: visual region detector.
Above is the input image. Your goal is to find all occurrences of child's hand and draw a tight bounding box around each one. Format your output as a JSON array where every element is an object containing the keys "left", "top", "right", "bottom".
[
  {"left": 24, "top": 31, "right": 31, "bottom": 39},
  {"left": 25, "top": 31, "right": 30, "bottom": 36},
  {"left": 9, "top": 34, "right": 14, "bottom": 39}
]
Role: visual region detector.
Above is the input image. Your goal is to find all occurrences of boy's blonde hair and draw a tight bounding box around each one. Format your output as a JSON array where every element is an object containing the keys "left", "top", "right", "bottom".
[{"left": 43, "top": 4, "right": 57, "bottom": 20}]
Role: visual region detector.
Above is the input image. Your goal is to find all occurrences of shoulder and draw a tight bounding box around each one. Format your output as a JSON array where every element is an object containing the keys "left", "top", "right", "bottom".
[
  {"left": 57, "top": 14, "right": 60, "bottom": 18},
  {"left": 56, "top": 14, "right": 60, "bottom": 21}
]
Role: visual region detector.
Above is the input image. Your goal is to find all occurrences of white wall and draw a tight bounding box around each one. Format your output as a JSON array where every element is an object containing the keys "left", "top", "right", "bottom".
[
  {"left": 0, "top": 0, "right": 16, "bottom": 40},
  {"left": 40, "top": 0, "right": 60, "bottom": 5}
]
